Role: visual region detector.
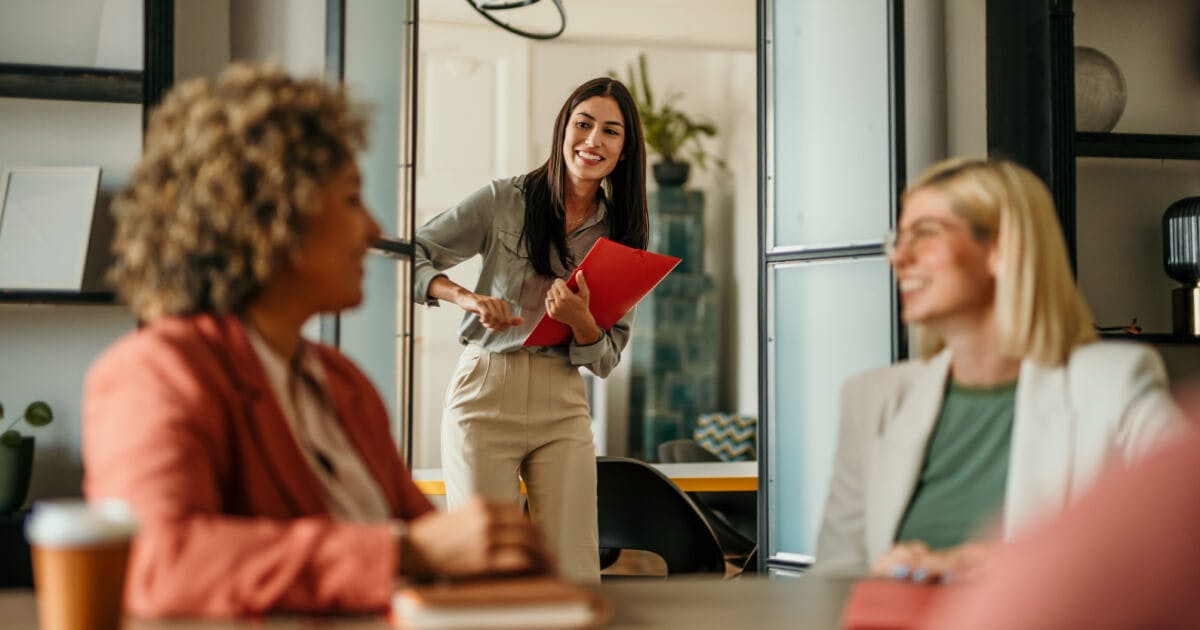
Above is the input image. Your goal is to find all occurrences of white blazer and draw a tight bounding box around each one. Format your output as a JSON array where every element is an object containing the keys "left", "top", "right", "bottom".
[{"left": 814, "top": 341, "right": 1183, "bottom": 576}]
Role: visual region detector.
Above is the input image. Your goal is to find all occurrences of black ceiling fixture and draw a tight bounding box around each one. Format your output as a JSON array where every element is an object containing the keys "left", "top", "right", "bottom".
[{"left": 465, "top": 0, "right": 566, "bottom": 40}]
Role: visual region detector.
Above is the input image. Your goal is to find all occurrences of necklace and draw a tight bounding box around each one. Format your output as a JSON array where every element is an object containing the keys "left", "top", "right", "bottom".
[{"left": 564, "top": 200, "right": 599, "bottom": 234}]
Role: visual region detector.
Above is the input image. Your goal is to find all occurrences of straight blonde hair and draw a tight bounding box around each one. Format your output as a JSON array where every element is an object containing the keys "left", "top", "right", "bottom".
[{"left": 904, "top": 157, "right": 1096, "bottom": 366}]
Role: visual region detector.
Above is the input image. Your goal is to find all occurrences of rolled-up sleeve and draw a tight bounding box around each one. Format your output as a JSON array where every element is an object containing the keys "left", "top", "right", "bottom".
[
  {"left": 569, "top": 306, "right": 634, "bottom": 378},
  {"left": 412, "top": 184, "right": 496, "bottom": 306}
]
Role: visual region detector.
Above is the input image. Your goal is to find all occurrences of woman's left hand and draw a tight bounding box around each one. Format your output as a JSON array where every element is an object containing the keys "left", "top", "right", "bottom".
[
  {"left": 545, "top": 271, "right": 602, "bottom": 345},
  {"left": 870, "top": 540, "right": 997, "bottom": 584}
]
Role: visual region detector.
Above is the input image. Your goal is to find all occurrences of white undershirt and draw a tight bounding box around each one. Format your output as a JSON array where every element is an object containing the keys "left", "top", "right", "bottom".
[{"left": 244, "top": 325, "right": 391, "bottom": 522}]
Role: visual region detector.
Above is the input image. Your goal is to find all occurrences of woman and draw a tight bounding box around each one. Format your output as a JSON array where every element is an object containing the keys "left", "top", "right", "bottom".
[
  {"left": 83, "top": 63, "right": 547, "bottom": 618},
  {"left": 413, "top": 77, "right": 648, "bottom": 583},
  {"left": 814, "top": 157, "right": 1181, "bottom": 581}
]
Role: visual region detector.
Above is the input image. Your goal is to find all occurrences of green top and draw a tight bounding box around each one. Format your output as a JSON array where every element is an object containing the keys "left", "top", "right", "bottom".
[{"left": 894, "top": 379, "right": 1017, "bottom": 550}]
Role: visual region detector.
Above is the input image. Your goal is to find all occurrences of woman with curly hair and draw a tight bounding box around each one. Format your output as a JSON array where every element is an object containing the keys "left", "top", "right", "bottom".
[
  {"left": 413, "top": 77, "right": 648, "bottom": 583},
  {"left": 83, "top": 63, "right": 548, "bottom": 618}
]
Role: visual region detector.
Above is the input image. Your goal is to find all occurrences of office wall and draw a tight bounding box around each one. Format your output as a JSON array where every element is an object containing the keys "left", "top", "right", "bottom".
[
  {"left": 0, "top": 0, "right": 325, "bottom": 506},
  {"left": 0, "top": 0, "right": 144, "bottom": 502}
]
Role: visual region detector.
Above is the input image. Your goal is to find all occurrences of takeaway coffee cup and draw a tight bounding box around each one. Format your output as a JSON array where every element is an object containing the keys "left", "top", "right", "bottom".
[{"left": 25, "top": 499, "right": 137, "bottom": 630}]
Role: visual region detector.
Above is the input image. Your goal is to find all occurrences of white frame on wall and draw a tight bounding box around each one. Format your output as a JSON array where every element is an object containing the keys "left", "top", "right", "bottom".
[{"left": 0, "top": 165, "right": 101, "bottom": 291}]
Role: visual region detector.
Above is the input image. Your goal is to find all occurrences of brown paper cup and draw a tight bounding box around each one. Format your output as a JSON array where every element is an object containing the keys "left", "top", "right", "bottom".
[
  {"left": 31, "top": 542, "right": 130, "bottom": 630},
  {"left": 26, "top": 500, "right": 137, "bottom": 630}
]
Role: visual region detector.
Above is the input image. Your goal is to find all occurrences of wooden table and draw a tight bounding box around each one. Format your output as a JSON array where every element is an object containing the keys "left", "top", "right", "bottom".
[
  {"left": 411, "top": 462, "right": 759, "bottom": 495},
  {"left": 0, "top": 575, "right": 853, "bottom": 629}
]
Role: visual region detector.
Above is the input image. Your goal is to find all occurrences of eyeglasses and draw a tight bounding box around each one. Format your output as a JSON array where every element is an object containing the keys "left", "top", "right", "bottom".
[{"left": 884, "top": 218, "right": 978, "bottom": 257}]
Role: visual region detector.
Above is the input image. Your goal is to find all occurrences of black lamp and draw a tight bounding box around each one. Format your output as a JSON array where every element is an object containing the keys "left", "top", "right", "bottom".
[{"left": 1163, "top": 196, "right": 1200, "bottom": 335}]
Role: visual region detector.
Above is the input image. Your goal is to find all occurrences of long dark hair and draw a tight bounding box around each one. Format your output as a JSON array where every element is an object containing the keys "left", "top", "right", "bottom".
[{"left": 521, "top": 77, "right": 648, "bottom": 277}]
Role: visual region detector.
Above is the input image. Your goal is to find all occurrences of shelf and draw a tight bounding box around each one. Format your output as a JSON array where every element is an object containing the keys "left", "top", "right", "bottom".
[
  {"left": 0, "top": 290, "right": 118, "bottom": 305},
  {"left": 1098, "top": 331, "right": 1200, "bottom": 344},
  {"left": 1076, "top": 132, "right": 1200, "bottom": 161},
  {"left": 0, "top": 63, "right": 142, "bottom": 104}
]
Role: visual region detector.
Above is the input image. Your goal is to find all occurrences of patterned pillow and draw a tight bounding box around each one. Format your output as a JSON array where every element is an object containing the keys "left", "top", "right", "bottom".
[{"left": 694, "top": 414, "right": 757, "bottom": 461}]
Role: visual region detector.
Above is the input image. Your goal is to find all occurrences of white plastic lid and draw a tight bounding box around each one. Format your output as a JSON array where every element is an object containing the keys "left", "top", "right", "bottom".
[{"left": 25, "top": 498, "right": 138, "bottom": 548}]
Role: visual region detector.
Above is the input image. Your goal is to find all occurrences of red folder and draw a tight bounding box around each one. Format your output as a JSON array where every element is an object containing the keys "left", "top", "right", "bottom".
[
  {"left": 841, "top": 579, "right": 943, "bottom": 630},
  {"left": 523, "top": 237, "right": 681, "bottom": 347}
]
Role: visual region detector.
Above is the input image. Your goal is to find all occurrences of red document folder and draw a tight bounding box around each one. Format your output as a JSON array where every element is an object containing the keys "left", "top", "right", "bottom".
[
  {"left": 522, "top": 237, "right": 681, "bottom": 347},
  {"left": 841, "top": 579, "right": 943, "bottom": 630}
]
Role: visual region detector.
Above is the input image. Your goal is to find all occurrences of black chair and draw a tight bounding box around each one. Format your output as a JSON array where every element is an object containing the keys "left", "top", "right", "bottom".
[
  {"left": 658, "top": 438, "right": 721, "bottom": 464},
  {"left": 656, "top": 440, "right": 758, "bottom": 562},
  {"left": 596, "top": 456, "right": 726, "bottom": 576}
]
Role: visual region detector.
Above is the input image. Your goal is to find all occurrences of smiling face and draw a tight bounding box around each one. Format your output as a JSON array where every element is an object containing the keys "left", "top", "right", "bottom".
[
  {"left": 286, "top": 161, "right": 381, "bottom": 314},
  {"left": 561, "top": 95, "right": 626, "bottom": 188},
  {"left": 890, "top": 187, "right": 998, "bottom": 332}
]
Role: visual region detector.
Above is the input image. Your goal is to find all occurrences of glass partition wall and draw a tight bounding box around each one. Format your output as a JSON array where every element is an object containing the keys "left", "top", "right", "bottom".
[
  {"left": 331, "top": 1, "right": 907, "bottom": 572},
  {"left": 758, "top": 0, "right": 905, "bottom": 569},
  {"left": 406, "top": 2, "right": 759, "bottom": 472}
]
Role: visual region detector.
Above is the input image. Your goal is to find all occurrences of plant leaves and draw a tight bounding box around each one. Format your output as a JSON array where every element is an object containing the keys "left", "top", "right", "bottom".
[
  {"left": 0, "top": 401, "right": 4, "bottom": 420},
  {"left": 24, "top": 401, "right": 53, "bottom": 427},
  {"left": 0, "top": 430, "right": 20, "bottom": 448}
]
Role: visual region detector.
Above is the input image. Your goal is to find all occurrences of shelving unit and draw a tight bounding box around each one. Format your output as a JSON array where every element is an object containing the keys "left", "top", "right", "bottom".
[
  {"left": 0, "top": 2, "right": 173, "bottom": 306},
  {"left": 988, "top": 0, "right": 1200, "bottom": 344},
  {"left": 1076, "top": 132, "right": 1200, "bottom": 160},
  {"left": 1099, "top": 332, "right": 1200, "bottom": 345},
  {"left": 0, "top": 63, "right": 142, "bottom": 104}
]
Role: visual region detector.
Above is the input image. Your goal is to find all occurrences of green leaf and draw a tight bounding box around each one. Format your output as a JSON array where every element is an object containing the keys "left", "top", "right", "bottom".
[
  {"left": 0, "top": 401, "right": 4, "bottom": 420},
  {"left": 0, "top": 430, "right": 20, "bottom": 448},
  {"left": 24, "top": 401, "right": 52, "bottom": 427}
]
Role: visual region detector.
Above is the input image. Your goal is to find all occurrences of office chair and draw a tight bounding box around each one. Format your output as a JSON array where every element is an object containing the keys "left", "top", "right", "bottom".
[
  {"left": 596, "top": 456, "right": 726, "bottom": 576},
  {"left": 657, "top": 439, "right": 757, "bottom": 562}
]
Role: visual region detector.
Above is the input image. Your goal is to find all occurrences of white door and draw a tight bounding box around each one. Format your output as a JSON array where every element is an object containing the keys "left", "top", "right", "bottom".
[{"left": 412, "top": 22, "right": 530, "bottom": 468}]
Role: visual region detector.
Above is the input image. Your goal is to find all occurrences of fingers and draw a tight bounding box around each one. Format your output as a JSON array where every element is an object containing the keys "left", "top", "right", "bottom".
[
  {"left": 404, "top": 498, "right": 550, "bottom": 579},
  {"left": 470, "top": 295, "right": 523, "bottom": 331},
  {"left": 465, "top": 499, "right": 549, "bottom": 575},
  {"left": 480, "top": 501, "right": 549, "bottom": 575},
  {"left": 872, "top": 541, "right": 981, "bottom": 584},
  {"left": 575, "top": 271, "right": 589, "bottom": 299},
  {"left": 871, "top": 541, "right": 931, "bottom": 580}
]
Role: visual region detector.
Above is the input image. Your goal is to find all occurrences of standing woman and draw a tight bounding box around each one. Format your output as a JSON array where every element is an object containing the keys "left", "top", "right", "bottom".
[{"left": 413, "top": 77, "right": 647, "bottom": 583}]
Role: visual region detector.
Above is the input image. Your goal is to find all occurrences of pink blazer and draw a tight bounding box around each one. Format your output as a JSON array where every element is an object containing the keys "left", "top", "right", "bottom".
[{"left": 82, "top": 314, "right": 433, "bottom": 618}]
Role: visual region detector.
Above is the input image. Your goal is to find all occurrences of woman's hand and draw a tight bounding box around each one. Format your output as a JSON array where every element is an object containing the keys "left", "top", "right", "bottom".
[
  {"left": 870, "top": 540, "right": 997, "bottom": 584},
  {"left": 400, "top": 497, "right": 552, "bottom": 579},
  {"left": 545, "top": 271, "right": 601, "bottom": 345},
  {"left": 462, "top": 293, "right": 523, "bottom": 332}
]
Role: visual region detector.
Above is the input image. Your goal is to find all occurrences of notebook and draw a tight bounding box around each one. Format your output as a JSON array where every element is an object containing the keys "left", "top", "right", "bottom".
[
  {"left": 523, "top": 237, "right": 681, "bottom": 347},
  {"left": 391, "top": 576, "right": 608, "bottom": 629},
  {"left": 841, "top": 579, "right": 943, "bottom": 630}
]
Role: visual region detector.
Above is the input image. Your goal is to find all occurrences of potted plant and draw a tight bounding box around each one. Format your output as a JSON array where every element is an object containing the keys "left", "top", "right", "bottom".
[
  {"left": 611, "top": 53, "right": 723, "bottom": 187},
  {"left": 0, "top": 401, "right": 53, "bottom": 515}
]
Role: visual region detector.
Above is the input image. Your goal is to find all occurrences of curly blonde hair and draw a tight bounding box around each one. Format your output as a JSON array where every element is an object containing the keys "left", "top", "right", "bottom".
[{"left": 109, "top": 62, "right": 367, "bottom": 320}]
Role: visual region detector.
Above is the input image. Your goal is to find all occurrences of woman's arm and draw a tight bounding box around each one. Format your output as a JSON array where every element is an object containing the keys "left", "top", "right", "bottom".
[
  {"left": 83, "top": 334, "right": 547, "bottom": 617},
  {"left": 412, "top": 183, "right": 497, "bottom": 307},
  {"left": 813, "top": 376, "right": 874, "bottom": 576},
  {"left": 545, "top": 271, "right": 629, "bottom": 377},
  {"left": 428, "top": 275, "right": 522, "bottom": 332},
  {"left": 83, "top": 344, "right": 400, "bottom": 617},
  {"left": 1108, "top": 344, "right": 1187, "bottom": 460}
]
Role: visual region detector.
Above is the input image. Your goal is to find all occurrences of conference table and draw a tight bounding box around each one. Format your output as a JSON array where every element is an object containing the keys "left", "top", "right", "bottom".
[
  {"left": 0, "top": 575, "right": 855, "bottom": 629},
  {"left": 411, "top": 461, "right": 759, "bottom": 495}
]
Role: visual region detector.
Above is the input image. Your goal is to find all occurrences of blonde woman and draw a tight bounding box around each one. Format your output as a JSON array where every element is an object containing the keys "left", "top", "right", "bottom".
[{"left": 814, "top": 157, "right": 1182, "bottom": 581}]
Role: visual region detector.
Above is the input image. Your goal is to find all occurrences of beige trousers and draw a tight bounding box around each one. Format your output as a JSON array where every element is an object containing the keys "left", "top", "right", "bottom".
[{"left": 441, "top": 344, "right": 600, "bottom": 583}]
